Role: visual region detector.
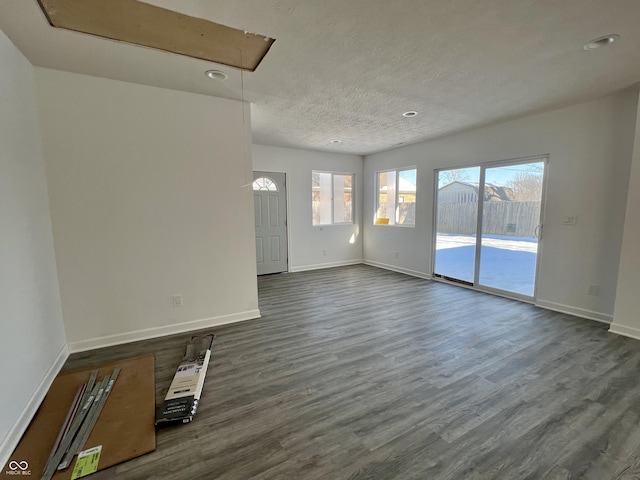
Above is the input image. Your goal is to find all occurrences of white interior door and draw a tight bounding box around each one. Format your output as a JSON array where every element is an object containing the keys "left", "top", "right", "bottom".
[{"left": 253, "top": 171, "right": 288, "bottom": 275}]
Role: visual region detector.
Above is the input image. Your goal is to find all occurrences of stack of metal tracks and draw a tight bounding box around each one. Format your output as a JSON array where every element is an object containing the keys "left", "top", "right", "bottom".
[{"left": 41, "top": 368, "right": 120, "bottom": 480}]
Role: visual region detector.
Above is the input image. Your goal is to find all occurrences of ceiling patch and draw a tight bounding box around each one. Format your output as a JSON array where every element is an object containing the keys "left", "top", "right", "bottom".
[{"left": 36, "top": 0, "right": 275, "bottom": 71}]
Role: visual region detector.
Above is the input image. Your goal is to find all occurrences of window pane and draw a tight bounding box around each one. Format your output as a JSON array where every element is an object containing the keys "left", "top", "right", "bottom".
[
  {"left": 312, "top": 171, "right": 354, "bottom": 225},
  {"left": 312, "top": 172, "right": 321, "bottom": 225},
  {"left": 319, "top": 173, "right": 332, "bottom": 224},
  {"left": 397, "top": 169, "right": 416, "bottom": 225},
  {"left": 252, "top": 177, "right": 277, "bottom": 191},
  {"left": 312, "top": 171, "right": 333, "bottom": 225},
  {"left": 333, "top": 174, "right": 353, "bottom": 223},
  {"left": 377, "top": 171, "right": 396, "bottom": 224}
]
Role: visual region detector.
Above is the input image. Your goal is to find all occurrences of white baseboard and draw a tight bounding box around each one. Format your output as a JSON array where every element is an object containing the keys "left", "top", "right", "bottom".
[
  {"left": 290, "top": 259, "right": 363, "bottom": 273},
  {"left": 608, "top": 323, "right": 640, "bottom": 341},
  {"left": 1, "top": 344, "right": 69, "bottom": 469},
  {"left": 68, "top": 310, "right": 261, "bottom": 353},
  {"left": 363, "top": 260, "right": 431, "bottom": 280},
  {"left": 535, "top": 300, "right": 612, "bottom": 324}
]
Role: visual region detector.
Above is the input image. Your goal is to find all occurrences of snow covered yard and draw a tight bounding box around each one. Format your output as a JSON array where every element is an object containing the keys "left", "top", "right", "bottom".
[{"left": 434, "top": 234, "right": 538, "bottom": 296}]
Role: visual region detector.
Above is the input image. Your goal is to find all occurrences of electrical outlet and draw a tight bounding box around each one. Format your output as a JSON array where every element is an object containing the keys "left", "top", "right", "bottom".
[
  {"left": 563, "top": 215, "right": 577, "bottom": 225},
  {"left": 588, "top": 285, "right": 599, "bottom": 296},
  {"left": 322, "top": 249, "right": 327, "bottom": 256},
  {"left": 173, "top": 295, "right": 183, "bottom": 307},
  {"left": 394, "top": 251, "right": 399, "bottom": 258}
]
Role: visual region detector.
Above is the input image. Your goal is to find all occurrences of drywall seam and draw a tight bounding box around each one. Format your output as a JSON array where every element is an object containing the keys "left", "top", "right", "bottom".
[
  {"left": 67, "top": 310, "right": 261, "bottom": 353},
  {"left": 0, "top": 344, "right": 69, "bottom": 469}
]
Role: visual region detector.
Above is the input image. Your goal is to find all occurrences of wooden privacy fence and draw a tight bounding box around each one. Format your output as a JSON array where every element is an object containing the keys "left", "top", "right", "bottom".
[{"left": 437, "top": 201, "right": 541, "bottom": 237}]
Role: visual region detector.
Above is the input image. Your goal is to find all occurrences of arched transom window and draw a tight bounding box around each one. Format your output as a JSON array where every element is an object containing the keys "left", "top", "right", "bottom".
[{"left": 253, "top": 177, "right": 278, "bottom": 191}]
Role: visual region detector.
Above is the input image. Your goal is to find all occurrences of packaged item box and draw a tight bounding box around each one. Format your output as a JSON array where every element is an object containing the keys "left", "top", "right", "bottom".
[{"left": 156, "top": 334, "right": 214, "bottom": 425}]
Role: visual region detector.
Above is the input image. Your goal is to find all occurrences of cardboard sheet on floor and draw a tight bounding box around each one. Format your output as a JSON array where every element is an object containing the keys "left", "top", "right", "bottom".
[{"left": 3, "top": 354, "right": 156, "bottom": 479}]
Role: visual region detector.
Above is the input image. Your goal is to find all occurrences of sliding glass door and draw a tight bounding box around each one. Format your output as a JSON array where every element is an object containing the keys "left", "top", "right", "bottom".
[
  {"left": 434, "top": 167, "right": 480, "bottom": 284},
  {"left": 478, "top": 162, "right": 545, "bottom": 296},
  {"left": 434, "top": 158, "right": 546, "bottom": 299}
]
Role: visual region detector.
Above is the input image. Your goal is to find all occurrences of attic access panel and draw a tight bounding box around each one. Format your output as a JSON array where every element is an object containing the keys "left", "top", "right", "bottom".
[{"left": 37, "top": 0, "right": 275, "bottom": 71}]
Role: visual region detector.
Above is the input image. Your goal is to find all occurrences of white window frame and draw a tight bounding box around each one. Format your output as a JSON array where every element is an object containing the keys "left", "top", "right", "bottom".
[
  {"left": 375, "top": 167, "right": 417, "bottom": 227},
  {"left": 312, "top": 171, "right": 355, "bottom": 226}
]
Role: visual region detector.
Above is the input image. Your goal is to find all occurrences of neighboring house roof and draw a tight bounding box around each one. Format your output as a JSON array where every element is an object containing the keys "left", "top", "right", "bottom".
[
  {"left": 398, "top": 177, "right": 416, "bottom": 193},
  {"left": 380, "top": 177, "right": 416, "bottom": 194},
  {"left": 438, "top": 181, "right": 514, "bottom": 201}
]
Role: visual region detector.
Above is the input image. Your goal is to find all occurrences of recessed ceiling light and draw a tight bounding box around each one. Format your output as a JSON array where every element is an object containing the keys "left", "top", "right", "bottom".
[
  {"left": 205, "top": 69, "right": 228, "bottom": 80},
  {"left": 330, "top": 139, "right": 342, "bottom": 144},
  {"left": 582, "top": 34, "right": 619, "bottom": 51},
  {"left": 402, "top": 111, "right": 418, "bottom": 118}
]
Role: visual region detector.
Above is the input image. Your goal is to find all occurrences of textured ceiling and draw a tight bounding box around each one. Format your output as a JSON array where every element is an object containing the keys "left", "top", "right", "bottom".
[{"left": 1, "top": 0, "right": 640, "bottom": 155}]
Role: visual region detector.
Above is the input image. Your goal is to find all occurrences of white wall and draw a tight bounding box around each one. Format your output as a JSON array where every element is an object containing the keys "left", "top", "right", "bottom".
[
  {"left": 252, "top": 144, "right": 363, "bottom": 271},
  {"left": 0, "top": 32, "right": 67, "bottom": 465},
  {"left": 364, "top": 90, "right": 639, "bottom": 322},
  {"left": 35, "top": 69, "right": 259, "bottom": 351},
  {"left": 610, "top": 92, "right": 640, "bottom": 338}
]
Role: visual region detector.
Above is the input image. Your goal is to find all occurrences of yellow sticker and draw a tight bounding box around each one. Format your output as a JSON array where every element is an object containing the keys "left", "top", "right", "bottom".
[{"left": 71, "top": 445, "right": 102, "bottom": 480}]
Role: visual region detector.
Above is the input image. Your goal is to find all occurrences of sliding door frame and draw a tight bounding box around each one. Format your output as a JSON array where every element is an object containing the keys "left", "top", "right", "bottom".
[{"left": 432, "top": 154, "right": 549, "bottom": 303}]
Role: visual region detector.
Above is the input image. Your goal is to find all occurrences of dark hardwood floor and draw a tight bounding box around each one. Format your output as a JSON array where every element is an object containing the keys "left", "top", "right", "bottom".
[{"left": 61, "top": 264, "right": 640, "bottom": 479}]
